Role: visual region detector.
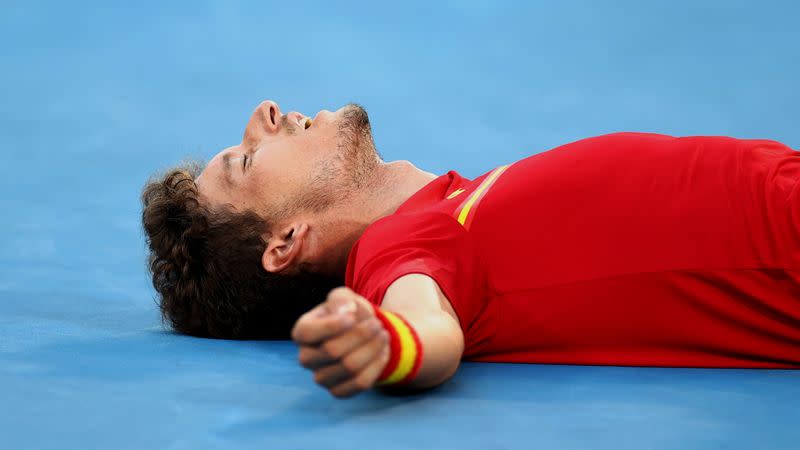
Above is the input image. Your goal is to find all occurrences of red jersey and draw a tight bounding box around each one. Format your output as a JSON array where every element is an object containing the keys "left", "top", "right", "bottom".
[{"left": 344, "top": 133, "right": 800, "bottom": 368}]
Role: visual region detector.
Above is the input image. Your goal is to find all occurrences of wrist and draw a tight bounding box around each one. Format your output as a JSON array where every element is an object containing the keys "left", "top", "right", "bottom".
[{"left": 369, "top": 303, "right": 424, "bottom": 386}]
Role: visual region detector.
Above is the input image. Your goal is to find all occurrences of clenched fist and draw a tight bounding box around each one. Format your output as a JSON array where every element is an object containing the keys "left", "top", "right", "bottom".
[{"left": 291, "top": 286, "right": 390, "bottom": 398}]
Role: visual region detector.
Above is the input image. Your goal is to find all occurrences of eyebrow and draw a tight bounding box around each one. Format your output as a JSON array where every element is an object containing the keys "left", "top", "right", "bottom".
[{"left": 222, "top": 153, "right": 233, "bottom": 187}]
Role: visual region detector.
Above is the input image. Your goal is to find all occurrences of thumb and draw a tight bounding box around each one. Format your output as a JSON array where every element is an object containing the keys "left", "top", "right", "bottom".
[
  {"left": 325, "top": 287, "right": 358, "bottom": 315},
  {"left": 325, "top": 287, "right": 375, "bottom": 321}
]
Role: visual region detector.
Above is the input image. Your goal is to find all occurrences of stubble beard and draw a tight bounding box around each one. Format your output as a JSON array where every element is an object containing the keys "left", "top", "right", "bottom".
[
  {"left": 281, "top": 104, "right": 383, "bottom": 218},
  {"left": 336, "top": 103, "right": 382, "bottom": 192}
]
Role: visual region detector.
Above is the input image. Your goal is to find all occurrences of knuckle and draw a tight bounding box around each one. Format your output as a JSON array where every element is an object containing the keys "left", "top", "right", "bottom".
[
  {"left": 340, "top": 356, "right": 359, "bottom": 374},
  {"left": 331, "top": 385, "right": 355, "bottom": 399},
  {"left": 333, "top": 286, "right": 350, "bottom": 294},
  {"left": 353, "top": 378, "right": 372, "bottom": 391},
  {"left": 328, "top": 286, "right": 350, "bottom": 299},
  {"left": 357, "top": 325, "right": 374, "bottom": 339},
  {"left": 297, "top": 349, "right": 311, "bottom": 367},
  {"left": 291, "top": 326, "right": 308, "bottom": 343},
  {"left": 321, "top": 340, "right": 340, "bottom": 359},
  {"left": 353, "top": 374, "right": 373, "bottom": 391},
  {"left": 326, "top": 321, "right": 345, "bottom": 336},
  {"left": 374, "top": 331, "right": 389, "bottom": 349},
  {"left": 313, "top": 371, "right": 326, "bottom": 385}
]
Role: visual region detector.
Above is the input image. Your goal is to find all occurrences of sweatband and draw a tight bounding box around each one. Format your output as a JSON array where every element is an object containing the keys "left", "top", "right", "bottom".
[{"left": 369, "top": 303, "right": 424, "bottom": 386}]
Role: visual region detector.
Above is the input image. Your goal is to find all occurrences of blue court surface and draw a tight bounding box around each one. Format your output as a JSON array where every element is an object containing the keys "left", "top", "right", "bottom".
[{"left": 1, "top": 1, "right": 799, "bottom": 449}]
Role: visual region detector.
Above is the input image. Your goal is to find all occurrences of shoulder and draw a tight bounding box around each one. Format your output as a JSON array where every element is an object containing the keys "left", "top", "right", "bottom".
[
  {"left": 360, "top": 211, "right": 466, "bottom": 240},
  {"left": 348, "top": 211, "right": 470, "bottom": 268},
  {"left": 344, "top": 211, "right": 479, "bottom": 315}
]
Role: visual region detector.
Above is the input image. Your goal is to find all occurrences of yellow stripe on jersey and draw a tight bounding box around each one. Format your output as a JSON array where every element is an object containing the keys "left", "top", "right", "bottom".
[
  {"left": 456, "top": 164, "right": 511, "bottom": 226},
  {"left": 377, "top": 310, "right": 419, "bottom": 385},
  {"left": 446, "top": 188, "right": 466, "bottom": 199}
]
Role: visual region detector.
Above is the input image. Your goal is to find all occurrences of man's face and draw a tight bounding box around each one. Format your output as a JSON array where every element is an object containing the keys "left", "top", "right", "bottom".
[{"left": 197, "top": 100, "right": 381, "bottom": 223}]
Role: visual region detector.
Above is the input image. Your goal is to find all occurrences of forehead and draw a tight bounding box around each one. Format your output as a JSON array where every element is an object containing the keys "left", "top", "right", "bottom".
[{"left": 196, "top": 145, "right": 238, "bottom": 204}]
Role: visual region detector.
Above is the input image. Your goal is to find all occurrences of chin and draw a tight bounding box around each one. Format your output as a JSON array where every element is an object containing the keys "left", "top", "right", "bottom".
[
  {"left": 335, "top": 103, "right": 382, "bottom": 169},
  {"left": 339, "top": 103, "right": 370, "bottom": 133}
]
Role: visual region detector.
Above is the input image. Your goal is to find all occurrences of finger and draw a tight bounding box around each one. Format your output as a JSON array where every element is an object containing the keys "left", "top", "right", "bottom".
[
  {"left": 326, "top": 287, "right": 374, "bottom": 321},
  {"left": 324, "top": 288, "right": 357, "bottom": 316},
  {"left": 314, "top": 325, "right": 388, "bottom": 388},
  {"left": 336, "top": 327, "right": 389, "bottom": 380},
  {"left": 306, "top": 303, "right": 335, "bottom": 318},
  {"left": 324, "top": 317, "right": 384, "bottom": 361},
  {"left": 291, "top": 310, "right": 355, "bottom": 345},
  {"left": 302, "top": 298, "right": 344, "bottom": 319},
  {"left": 329, "top": 342, "right": 392, "bottom": 399},
  {"left": 314, "top": 361, "right": 352, "bottom": 389},
  {"left": 293, "top": 293, "right": 356, "bottom": 328},
  {"left": 297, "top": 344, "right": 336, "bottom": 370},
  {"left": 290, "top": 287, "right": 363, "bottom": 343},
  {"left": 299, "top": 317, "right": 382, "bottom": 370}
]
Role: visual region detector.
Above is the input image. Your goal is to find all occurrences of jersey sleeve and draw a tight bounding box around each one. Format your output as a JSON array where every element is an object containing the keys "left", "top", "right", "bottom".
[{"left": 345, "top": 211, "right": 482, "bottom": 329}]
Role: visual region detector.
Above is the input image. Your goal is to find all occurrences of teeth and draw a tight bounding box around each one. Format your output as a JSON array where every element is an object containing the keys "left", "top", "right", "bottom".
[{"left": 304, "top": 118, "right": 313, "bottom": 129}]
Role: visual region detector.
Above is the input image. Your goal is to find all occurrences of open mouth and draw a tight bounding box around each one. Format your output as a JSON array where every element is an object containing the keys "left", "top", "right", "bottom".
[{"left": 304, "top": 117, "right": 313, "bottom": 129}]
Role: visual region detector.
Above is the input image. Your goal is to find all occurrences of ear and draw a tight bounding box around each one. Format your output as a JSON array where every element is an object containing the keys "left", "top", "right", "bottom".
[{"left": 261, "top": 222, "right": 309, "bottom": 274}]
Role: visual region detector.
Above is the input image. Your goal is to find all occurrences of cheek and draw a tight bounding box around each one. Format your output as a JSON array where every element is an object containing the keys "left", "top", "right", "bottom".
[
  {"left": 257, "top": 138, "right": 336, "bottom": 195},
  {"left": 250, "top": 158, "right": 300, "bottom": 202},
  {"left": 305, "top": 124, "right": 339, "bottom": 152}
]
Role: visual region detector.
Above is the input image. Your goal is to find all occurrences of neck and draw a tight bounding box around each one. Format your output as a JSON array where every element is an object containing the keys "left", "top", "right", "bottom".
[
  {"left": 320, "top": 160, "right": 437, "bottom": 278},
  {"left": 371, "top": 159, "right": 438, "bottom": 217}
]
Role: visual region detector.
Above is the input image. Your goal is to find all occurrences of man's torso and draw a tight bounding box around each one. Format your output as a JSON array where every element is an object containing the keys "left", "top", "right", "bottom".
[{"left": 346, "top": 132, "right": 800, "bottom": 367}]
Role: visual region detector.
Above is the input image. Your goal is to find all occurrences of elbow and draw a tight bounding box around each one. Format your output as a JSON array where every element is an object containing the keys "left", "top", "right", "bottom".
[
  {"left": 412, "top": 337, "right": 463, "bottom": 389},
  {"left": 410, "top": 358, "right": 461, "bottom": 391},
  {"left": 434, "top": 358, "right": 461, "bottom": 386}
]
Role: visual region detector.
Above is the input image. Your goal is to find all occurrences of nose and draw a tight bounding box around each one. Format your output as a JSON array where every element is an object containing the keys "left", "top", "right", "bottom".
[
  {"left": 244, "top": 100, "right": 282, "bottom": 143},
  {"left": 256, "top": 100, "right": 281, "bottom": 129}
]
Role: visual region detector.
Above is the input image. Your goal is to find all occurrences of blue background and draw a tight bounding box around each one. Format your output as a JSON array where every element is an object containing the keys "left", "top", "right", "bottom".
[{"left": 1, "top": 1, "right": 798, "bottom": 449}]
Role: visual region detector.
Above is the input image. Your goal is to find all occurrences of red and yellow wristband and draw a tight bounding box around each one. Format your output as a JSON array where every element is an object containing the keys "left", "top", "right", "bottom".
[{"left": 369, "top": 303, "right": 424, "bottom": 386}]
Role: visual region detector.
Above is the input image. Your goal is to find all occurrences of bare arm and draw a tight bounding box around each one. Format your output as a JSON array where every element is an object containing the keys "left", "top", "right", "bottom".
[
  {"left": 377, "top": 273, "right": 464, "bottom": 391},
  {"left": 291, "top": 274, "right": 464, "bottom": 398}
]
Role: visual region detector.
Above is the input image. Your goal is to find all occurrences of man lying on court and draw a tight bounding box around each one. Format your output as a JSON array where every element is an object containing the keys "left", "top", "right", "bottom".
[{"left": 142, "top": 100, "right": 800, "bottom": 398}]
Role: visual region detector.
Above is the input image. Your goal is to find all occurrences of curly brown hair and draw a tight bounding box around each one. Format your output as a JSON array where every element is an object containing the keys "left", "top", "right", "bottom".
[{"left": 141, "top": 162, "right": 341, "bottom": 339}]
